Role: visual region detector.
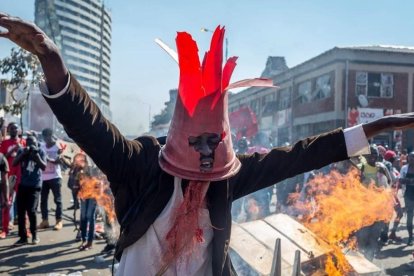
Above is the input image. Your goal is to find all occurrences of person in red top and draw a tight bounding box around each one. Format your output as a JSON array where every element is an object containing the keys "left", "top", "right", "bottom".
[{"left": 0, "top": 122, "right": 25, "bottom": 238}]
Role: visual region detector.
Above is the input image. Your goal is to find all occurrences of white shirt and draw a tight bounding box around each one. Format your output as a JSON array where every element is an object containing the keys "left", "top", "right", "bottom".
[
  {"left": 116, "top": 177, "right": 213, "bottom": 276},
  {"left": 41, "top": 143, "right": 62, "bottom": 181}
]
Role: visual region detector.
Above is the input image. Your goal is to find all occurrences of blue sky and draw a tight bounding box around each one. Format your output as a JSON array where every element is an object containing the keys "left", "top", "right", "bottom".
[{"left": 1, "top": 0, "right": 414, "bottom": 135}]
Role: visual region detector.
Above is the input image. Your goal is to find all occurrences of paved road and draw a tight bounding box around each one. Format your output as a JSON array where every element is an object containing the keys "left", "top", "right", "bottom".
[
  {"left": 2, "top": 175, "right": 414, "bottom": 275},
  {"left": 0, "top": 174, "right": 114, "bottom": 276}
]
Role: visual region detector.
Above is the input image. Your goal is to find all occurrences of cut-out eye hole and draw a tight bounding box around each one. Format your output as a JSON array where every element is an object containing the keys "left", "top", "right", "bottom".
[
  {"left": 188, "top": 136, "right": 198, "bottom": 146},
  {"left": 208, "top": 136, "right": 221, "bottom": 144}
]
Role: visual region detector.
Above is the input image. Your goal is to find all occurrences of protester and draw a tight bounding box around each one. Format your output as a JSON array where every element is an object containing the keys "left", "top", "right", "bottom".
[
  {"left": 78, "top": 176, "right": 98, "bottom": 251},
  {"left": 236, "top": 137, "right": 249, "bottom": 154},
  {"left": 400, "top": 149, "right": 408, "bottom": 169},
  {"left": 67, "top": 152, "right": 88, "bottom": 211},
  {"left": 382, "top": 149, "right": 403, "bottom": 242},
  {"left": 37, "top": 128, "right": 64, "bottom": 231},
  {"left": 0, "top": 122, "right": 25, "bottom": 238},
  {"left": 4, "top": 14, "right": 414, "bottom": 275},
  {"left": 355, "top": 145, "right": 392, "bottom": 259},
  {"left": 0, "top": 153, "right": 9, "bottom": 238},
  {"left": 399, "top": 152, "right": 414, "bottom": 245},
  {"left": 12, "top": 134, "right": 46, "bottom": 245}
]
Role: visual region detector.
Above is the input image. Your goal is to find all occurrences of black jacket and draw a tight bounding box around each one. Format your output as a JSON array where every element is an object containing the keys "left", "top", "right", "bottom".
[{"left": 44, "top": 76, "right": 348, "bottom": 275}]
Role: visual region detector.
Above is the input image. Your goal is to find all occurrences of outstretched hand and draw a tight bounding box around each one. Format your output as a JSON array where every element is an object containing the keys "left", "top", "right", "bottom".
[
  {"left": 363, "top": 112, "right": 414, "bottom": 139},
  {"left": 0, "top": 12, "right": 69, "bottom": 93},
  {"left": 0, "top": 12, "right": 58, "bottom": 57}
]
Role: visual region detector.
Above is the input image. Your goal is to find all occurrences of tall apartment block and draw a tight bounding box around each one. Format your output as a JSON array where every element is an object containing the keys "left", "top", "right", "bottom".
[{"left": 35, "top": 0, "right": 112, "bottom": 118}]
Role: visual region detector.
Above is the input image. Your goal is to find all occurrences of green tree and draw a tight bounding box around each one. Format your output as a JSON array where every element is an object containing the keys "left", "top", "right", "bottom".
[{"left": 0, "top": 47, "right": 42, "bottom": 133}]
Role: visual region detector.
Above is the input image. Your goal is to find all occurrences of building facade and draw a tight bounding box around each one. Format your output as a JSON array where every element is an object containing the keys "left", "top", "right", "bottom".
[
  {"left": 35, "top": 0, "right": 112, "bottom": 118},
  {"left": 229, "top": 47, "right": 414, "bottom": 151}
]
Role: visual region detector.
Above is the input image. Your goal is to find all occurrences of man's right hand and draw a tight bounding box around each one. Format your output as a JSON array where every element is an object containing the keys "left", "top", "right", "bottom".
[
  {"left": 0, "top": 12, "right": 69, "bottom": 93},
  {"left": 0, "top": 12, "right": 57, "bottom": 57}
]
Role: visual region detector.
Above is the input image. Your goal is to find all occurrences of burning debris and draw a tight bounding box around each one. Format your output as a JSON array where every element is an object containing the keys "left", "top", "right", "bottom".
[
  {"left": 231, "top": 168, "right": 394, "bottom": 275},
  {"left": 292, "top": 168, "right": 394, "bottom": 274},
  {"left": 78, "top": 175, "right": 116, "bottom": 224}
]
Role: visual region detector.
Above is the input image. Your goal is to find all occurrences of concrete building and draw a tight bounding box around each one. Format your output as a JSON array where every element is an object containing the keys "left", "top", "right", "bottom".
[
  {"left": 229, "top": 46, "right": 414, "bottom": 150},
  {"left": 34, "top": 0, "right": 112, "bottom": 118}
]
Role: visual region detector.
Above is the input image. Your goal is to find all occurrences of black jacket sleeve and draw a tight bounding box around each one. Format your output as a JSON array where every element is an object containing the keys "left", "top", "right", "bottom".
[
  {"left": 42, "top": 76, "right": 150, "bottom": 194},
  {"left": 232, "top": 128, "right": 349, "bottom": 200}
]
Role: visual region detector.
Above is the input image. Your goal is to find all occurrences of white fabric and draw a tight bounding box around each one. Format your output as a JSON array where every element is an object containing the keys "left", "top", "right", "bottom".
[
  {"left": 400, "top": 164, "right": 409, "bottom": 178},
  {"left": 344, "top": 124, "right": 370, "bottom": 157},
  {"left": 116, "top": 177, "right": 213, "bottom": 276},
  {"left": 40, "top": 74, "right": 71, "bottom": 98},
  {"left": 41, "top": 143, "right": 62, "bottom": 181}
]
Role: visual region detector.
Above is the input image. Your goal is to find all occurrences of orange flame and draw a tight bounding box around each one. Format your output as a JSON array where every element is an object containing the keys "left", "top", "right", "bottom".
[
  {"left": 78, "top": 175, "right": 116, "bottom": 223},
  {"left": 289, "top": 168, "right": 394, "bottom": 274}
]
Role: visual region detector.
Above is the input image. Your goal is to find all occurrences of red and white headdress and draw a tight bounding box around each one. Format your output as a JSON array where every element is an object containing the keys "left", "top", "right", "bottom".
[{"left": 158, "top": 26, "right": 273, "bottom": 181}]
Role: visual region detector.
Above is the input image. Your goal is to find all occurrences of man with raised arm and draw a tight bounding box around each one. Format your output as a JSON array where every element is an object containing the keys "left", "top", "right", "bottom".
[{"left": 2, "top": 13, "right": 414, "bottom": 275}]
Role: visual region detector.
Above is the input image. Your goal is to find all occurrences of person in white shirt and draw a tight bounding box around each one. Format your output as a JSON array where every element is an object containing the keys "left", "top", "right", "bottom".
[{"left": 38, "top": 128, "right": 63, "bottom": 231}]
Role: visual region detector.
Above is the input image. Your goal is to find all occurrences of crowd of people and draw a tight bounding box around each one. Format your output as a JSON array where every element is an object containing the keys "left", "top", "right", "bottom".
[{"left": 0, "top": 121, "right": 118, "bottom": 254}]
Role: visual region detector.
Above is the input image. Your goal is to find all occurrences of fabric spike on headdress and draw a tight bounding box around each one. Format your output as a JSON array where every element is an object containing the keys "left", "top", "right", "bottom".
[
  {"left": 157, "top": 25, "right": 274, "bottom": 182},
  {"left": 176, "top": 26, "right": 232, "bottom": 116}
]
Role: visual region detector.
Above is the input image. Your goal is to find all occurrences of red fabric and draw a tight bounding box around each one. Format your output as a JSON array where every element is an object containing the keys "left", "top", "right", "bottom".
[
  {"left": 2, "top": 205, "right": 10, "bottom": 235},
  {"left": 202, "top": 26, "right": 224, "bottom": 96},
  {"left": 229, "top": 106, "right": 258, "bottom": 140},
  {"left": 176, "top": 26, "right": 239, "bottom": 117},
  {"left": 176, "top": 32, "right": 203, "bottom": 117},
  {"left": 164, "top": 181, "right": 208, "bottom": 266},
  {"left": 0, "top": 138, "right": 26, "bottom": 190}
]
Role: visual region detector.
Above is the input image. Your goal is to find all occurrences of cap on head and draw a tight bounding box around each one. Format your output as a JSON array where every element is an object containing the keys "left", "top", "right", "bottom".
[{"left": 384, "top": 150, "right": 396, "bottom": 161}]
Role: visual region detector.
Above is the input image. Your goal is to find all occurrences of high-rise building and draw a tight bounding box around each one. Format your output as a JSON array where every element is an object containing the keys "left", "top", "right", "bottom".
[{"left": 35, "top": 0, "right": 112, "bottom": 118}]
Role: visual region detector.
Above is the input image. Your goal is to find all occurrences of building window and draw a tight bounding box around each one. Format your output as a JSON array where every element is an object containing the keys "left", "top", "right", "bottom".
[
  {"left": 313, "top": 74, "right": 332, "bottom": 100},
  {"left": 278, "top": 88, "right": 291, "bottom": 109},
  {"left": 356, "top": 72, "right": 368, "bottom": 96},
  {"left": 298, "top": 81, "right": 312, "bottom": 104},
  {"left": 356, "top": 71, "right": 393, "bottom": 98},
  {"left": 262, "top": 92, "right": 276, "bottom": 106},
  {"left": 381, "top": 74, "right": 394, "bottom": 98}
]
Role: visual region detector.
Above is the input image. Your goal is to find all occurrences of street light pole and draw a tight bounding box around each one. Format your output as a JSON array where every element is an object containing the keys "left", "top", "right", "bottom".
[
  {"left": 201, "top": 27, "right": 228, "bottom": 61},
  {"left": 225, "top": 37, "right": 228, "bottom": 61}
]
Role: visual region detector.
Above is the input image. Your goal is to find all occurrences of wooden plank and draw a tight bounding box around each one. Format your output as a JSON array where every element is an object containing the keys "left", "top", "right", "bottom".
[
  {"left": 230, "top": 223, "right": 292, "bottom": 275},
  {"left": 264, "top": 214, "right": 332, "bottom": 259},
  {"left": 344, "top": 251, "right": 382, "bottom": 275},
  {"left": 241, "top": 219, "right": 312, "bottom": 264}
]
